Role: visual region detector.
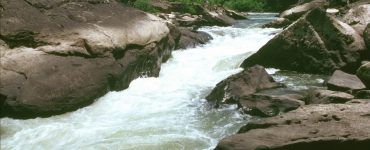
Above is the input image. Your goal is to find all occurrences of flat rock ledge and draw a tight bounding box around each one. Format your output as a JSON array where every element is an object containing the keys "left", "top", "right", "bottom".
[{"left": 216, "top": 101, "right": 370, "bottom": 150}]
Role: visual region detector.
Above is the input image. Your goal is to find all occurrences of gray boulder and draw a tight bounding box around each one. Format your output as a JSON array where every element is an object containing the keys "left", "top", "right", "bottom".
[
  {"left": 242, "top": 8, "right": 366, "bottom": 74},
  {"left": 328, "top": 70, "right": 366, "bottom": 92}
]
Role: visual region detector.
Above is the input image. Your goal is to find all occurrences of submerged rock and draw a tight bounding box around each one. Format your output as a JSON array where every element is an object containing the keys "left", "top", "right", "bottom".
[
  {"left": 216, "top": 102, "right": 370, "bottom": 150},
  {"left": 327, "top": 70, "right": 366, "bottom": 92},
  {"left": 242, "top": 8, "right": 365, "bottom": 74}
]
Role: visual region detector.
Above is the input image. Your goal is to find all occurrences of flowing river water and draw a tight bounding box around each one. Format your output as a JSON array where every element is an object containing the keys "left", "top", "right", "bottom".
[{"left": 1, "top": 13, "right": 323, "bottom": 150}]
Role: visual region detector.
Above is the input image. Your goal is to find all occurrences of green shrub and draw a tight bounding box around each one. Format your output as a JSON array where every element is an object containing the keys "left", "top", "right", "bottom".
[
  {"left": 122, "top": 0, "right": 270, "bottom": 13},
  {"left": 133, "top": 0, "right": 160, "bottom": 13},
  {"left": 223, "top": 0, "right": 266, "bottom": 12}
]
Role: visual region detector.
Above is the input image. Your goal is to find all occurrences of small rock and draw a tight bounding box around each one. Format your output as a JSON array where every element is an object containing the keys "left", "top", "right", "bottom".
[{"left": 326, "top": 8, "right": 339, "bottom": 14}]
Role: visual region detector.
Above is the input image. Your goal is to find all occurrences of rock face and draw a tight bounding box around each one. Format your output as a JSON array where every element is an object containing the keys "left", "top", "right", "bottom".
[
  {"left": 216, "top": 102, "right": 370, "bottom": 150},
  {"left": 327, "top": 70, "right": 366, "bottom": 92},
  {"left": 242, "top": 8, "right": 366, "bottom": 74},
  {"left": 356, "top": 62, "right": 370, "bottom": 88},
  {"left": 206, "top": 65, "right": 280, "bottom": 105},
  {"left": 343, "top": 4, "right": 370, "bottom": 36},
  {"left": 0, "top": 0, "right": 196, "bottom": 118}
]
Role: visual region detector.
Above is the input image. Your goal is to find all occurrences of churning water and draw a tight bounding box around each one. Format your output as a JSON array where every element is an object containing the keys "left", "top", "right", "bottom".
[{"left": 1, "top": 14, "right": 281, "bottom": 150}]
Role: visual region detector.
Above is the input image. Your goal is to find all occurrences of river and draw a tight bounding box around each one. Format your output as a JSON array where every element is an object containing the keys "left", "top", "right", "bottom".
[{"left": 1, "top": 13, "right": 282, "bottom": 150}]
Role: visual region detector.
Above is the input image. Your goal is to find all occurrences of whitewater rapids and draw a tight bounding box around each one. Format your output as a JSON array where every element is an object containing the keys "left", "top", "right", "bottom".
[{"left": 1, "top": 14, "right": 281, "bottom": 150}]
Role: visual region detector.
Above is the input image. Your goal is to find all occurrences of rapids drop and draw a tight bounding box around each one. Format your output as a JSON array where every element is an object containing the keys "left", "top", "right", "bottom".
[{"left": 1, "top": 14, "right": 281, "bottom": 150}]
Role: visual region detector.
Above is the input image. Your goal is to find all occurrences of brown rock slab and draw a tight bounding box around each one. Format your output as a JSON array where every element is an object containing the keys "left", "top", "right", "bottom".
[{"left": 216, "top": 102, "right": 370, "bottom": 150}]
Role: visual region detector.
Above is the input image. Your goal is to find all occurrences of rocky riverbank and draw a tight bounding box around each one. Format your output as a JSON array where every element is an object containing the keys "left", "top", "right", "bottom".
[
  {"left": 209, "top": 0, "right": 370, "bottom": 149},
  {"left": 0, "top": 0, "right": 245, "bottom": 119}
]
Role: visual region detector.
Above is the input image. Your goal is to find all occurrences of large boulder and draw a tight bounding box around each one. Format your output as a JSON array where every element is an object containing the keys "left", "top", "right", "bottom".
[
  {"left": 0, "top": 0, "right": 174, "bottom": 118},
  {"left": 343, "top": 4, "right": 370, "bottom": 36},
  {"left": 356, "top": 62, "right": 370, "bottom": 88},
  {"left": 327, "top": 70, "right": 366, "bottom": 92},
  {"left": 242, "top": 8, "right": 366, "bottom": 74},
  {"left": 216, "top": 102, "right": 370, "bottom": 150},
  {"left": 206, "top": 65, "right": 280, "bottom": 105}
]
